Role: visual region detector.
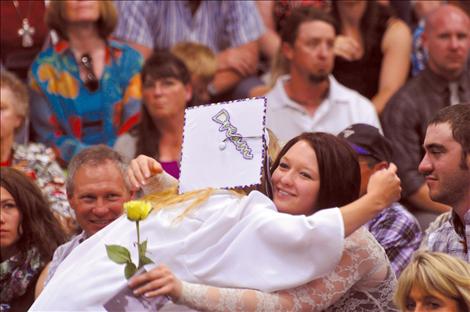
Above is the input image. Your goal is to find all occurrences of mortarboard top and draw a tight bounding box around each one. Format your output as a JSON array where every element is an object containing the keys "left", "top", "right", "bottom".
[{"left": 179, "top": 97, "right": 267, "bottom": 194}]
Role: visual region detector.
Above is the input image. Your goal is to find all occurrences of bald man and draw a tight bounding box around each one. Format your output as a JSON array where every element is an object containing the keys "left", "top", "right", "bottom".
[{"left": 381, "top": 4, "right": 470, "bottom": 229}]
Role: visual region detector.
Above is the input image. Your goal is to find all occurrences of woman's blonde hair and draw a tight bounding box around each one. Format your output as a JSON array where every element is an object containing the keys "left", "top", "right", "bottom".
[
  {"left": 395, "top": 251, "right": 470, "bottom": 311},
  {"left": 0, "top": 70, "right": 29, "bottom": 129},
  {"left": 143, "top": 187, "right": 245, "bottom": 223},
  {"left": 46, "top": 0, "right": 118, "bottom": 40},
  {"left": 268, "top": 49, "right": 290, "bottom": 87},
  {"left": 171, "top": 42, "right": 217, "bottom": 83}
]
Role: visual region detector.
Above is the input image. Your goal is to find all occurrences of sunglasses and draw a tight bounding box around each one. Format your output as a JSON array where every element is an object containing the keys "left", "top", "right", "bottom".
[{"left": 80, "top": 54, "right": 99, "bottom": 92}]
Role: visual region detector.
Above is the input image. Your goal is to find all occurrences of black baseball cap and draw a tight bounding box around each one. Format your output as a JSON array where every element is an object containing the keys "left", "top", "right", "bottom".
[{"left": 338, "top": 124, "right": 393, "bottom": 162}]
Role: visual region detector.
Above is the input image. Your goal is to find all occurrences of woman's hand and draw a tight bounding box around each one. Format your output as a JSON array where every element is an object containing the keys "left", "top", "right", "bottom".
[
  {"left": 128, "top": 155, "right": 163, "bottom": 191},
  {"left": 367, "top": 163, "right": 401, "bottom": 208},
  {"left": 128, "top": 264, "right": 182, "bottom": 300},
  {"left": 334, "top": 35, "right": 362, "bottom": 61}
]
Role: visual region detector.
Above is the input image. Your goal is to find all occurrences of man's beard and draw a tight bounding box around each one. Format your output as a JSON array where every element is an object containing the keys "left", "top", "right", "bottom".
[{"left": 307, "top": 73, "right": 329, "bottom": 84}]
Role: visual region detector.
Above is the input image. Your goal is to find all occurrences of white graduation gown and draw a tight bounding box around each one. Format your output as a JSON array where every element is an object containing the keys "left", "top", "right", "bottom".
[{"left": 31, "top": 190, "right": 344, "bottom": 311}]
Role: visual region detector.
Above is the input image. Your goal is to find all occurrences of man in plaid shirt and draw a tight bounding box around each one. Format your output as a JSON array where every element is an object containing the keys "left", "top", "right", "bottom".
[
  {"left": 419, "top": 104, "right": 470, "bottom": 263},
  {"left": 339, "top": 124, "right": 422, "bottom": 276}
]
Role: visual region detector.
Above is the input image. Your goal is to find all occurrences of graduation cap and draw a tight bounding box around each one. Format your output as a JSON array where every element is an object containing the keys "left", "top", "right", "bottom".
[{"left": 179, "top": 97, "right": 267, "bottom": 194}]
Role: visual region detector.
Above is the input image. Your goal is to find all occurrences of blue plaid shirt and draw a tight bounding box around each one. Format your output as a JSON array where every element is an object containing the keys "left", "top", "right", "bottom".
[
  {"left": 113, "top": 0, "right": 265, "bottom": 53},
  {"left": 366, "top": 202, "right": 422, "bottom": 276},
  {"left": 423, "top": 210, "right": 470, "bottom": 263}
]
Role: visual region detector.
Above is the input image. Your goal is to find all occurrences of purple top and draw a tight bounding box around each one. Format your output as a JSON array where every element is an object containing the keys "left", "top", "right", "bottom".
[{"left": 161, "top": 161, "right": 180, "bottom": 179}]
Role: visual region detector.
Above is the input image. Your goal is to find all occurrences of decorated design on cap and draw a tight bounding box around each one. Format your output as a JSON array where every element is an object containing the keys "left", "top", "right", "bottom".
[
  {"left": 212, "top": 109, "right": 253, "bottom": 160},
  {"left": 178, "top": 97, "right": 267, "bottom": 194}
]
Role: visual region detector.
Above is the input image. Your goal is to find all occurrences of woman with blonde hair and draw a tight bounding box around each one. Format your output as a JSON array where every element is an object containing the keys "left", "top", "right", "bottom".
[{"left": 395, "top": 251, "right": 470, "bottom": 312}]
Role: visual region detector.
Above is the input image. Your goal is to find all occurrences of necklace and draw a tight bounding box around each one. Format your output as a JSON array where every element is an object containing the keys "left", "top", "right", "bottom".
[{"left": 12, "top": 0, "right": 35, "bottom": 48}]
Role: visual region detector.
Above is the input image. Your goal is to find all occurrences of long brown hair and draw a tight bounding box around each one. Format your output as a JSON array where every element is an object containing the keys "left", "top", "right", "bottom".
[
  {"left": 270, "top": 132, "right": 360, "bottom": 212},
  {"left": 0, "top": 167, "right": 66, "bottom": 262}
]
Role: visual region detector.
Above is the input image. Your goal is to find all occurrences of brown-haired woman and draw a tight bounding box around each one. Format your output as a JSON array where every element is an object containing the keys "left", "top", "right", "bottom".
[
  {"left": 0, "top": 167, "right": 66, "bottom": 311},
  {"left": 29, "top": 0, "right": 143, "bottom": 165},
  {"left": 129, "top": 132, "right": 399, "bottom": 311},
  {"left": 114, "top": 50, "right": 194, "bottom": 179}
]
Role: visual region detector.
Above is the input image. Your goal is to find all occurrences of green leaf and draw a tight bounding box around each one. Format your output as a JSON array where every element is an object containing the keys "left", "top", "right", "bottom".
[
  {"left": 124, "top": 262, "right": 137, "bottom": 279},
  {"left": 106, "top": 245, "right": 131, "bottom": 264},
  {"left": 140, "top": 255, "right": 154, "bottom": 266}
]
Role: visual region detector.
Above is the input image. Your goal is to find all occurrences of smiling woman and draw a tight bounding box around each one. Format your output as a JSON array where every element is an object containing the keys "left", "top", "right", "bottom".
[
  {"left": 271, "top": 133, "right": 360, "bottom": 216},
  {"left": 124, "top": 132, "right": 398, "bottom": 312}
]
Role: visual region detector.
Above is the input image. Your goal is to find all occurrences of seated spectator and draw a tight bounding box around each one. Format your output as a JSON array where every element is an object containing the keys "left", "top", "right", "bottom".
[
  {"left": 114, "top": 51, "right": 194, "bottom": 179},
  {"left": 1, "top": 70, "right": 75, "bottom": 234},
  {"left": 171, "top": 42, "right": 217, "bottom": 105},
  {"left": 418, "top": 104, "right": 470, "bottom": 261},
  {"left": 331, "top": 0, "right": 412, "bottom": 114},
  {"left": 395, "top": 251, "right": 470, "bottom": 311},
  {"left": 128, "top": 133, "right": 398, "bottom": 311},
  {"left": 0, "top": 1, "right": 49, "bottom": 81},
  {"left": 29, "top": 0, "right": 142, "bottom": 165},
  {"left": 410, "top": 0, "right": 443, "bottom": 76},
  {"left": 34, "top": 145, "right": 132, "bottom": 297},
  {"left": 264, "top": 7, "right": 381, "bottom": 144},
  {"left": 381, "top": 5, "right": 469, "bottom": 228},
  {"left": 113, "top": 1, "right": 264, "bottom": 101},
  {"left": 255, "top": 0, "right": 328, "bottom": 69},
  {"left": 0, "top": 167, "right": 66, "bottom": 311},
  {"left": 339, "top": 123, "right": 422, "bottom": 276}
]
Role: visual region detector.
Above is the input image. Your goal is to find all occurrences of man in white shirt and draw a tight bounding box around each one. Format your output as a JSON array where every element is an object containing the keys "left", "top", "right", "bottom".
[
  {"left": 266, "top": 7, "right": 380, "bottom": 144},
  {"left": 34, "top": 145, "right": 132, "bottom": 296}
]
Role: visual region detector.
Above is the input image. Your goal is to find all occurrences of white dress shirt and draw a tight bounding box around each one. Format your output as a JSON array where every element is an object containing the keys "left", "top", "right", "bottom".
[{"left": 266, "top": 75, "right": 381, "bottom": 144}]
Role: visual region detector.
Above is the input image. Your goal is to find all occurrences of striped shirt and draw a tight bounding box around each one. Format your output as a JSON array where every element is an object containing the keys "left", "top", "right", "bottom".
[
  {"left": 366, "top": 202, "right": 422, "bottom": 276},
  {"left": 114, "top": 0, "right": 265, "bottom": 53},
  {"left": 423, "top": 210, "right": 470, "bottom": 263}
]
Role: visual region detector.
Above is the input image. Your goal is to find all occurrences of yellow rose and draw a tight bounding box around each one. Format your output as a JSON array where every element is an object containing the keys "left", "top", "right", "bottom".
[{"left": 124, "top": 200, "right": 153, "bottom": 221}]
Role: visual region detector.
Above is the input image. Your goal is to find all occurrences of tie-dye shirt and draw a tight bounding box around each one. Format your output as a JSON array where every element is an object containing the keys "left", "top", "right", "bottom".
[{"left": 29, "top": 39, "right": 142, "bottom": 164}]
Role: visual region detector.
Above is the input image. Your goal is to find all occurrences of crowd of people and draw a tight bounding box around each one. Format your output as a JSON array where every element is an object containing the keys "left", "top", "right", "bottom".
[{"left": 1, "top": 0, "right": 470, "bottom": 311}]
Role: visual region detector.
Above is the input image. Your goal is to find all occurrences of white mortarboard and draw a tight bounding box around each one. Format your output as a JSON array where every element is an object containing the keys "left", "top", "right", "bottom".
[{"left": 179, "top": 97, "right": 267, "bottom": 194}]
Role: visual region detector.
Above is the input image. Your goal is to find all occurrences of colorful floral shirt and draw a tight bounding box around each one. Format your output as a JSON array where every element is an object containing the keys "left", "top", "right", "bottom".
[
  {"left": 29, "top": 39, "right": 143, "bottom": 164},
  {"left": 1, "top": 143, "right": 73, "bottom": 219}
]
